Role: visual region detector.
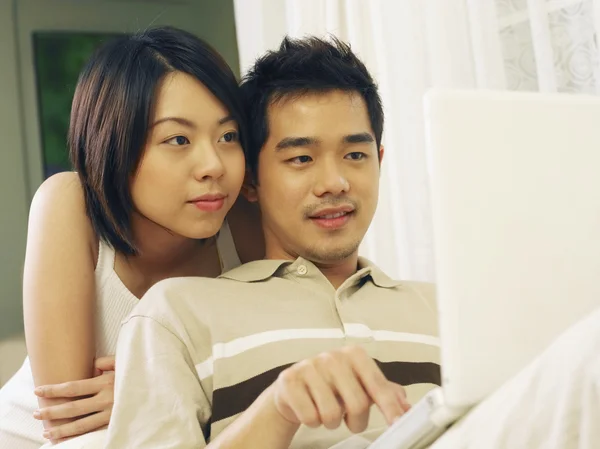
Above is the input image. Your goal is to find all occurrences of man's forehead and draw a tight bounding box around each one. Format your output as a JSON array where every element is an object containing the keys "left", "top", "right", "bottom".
[
  {"left": 266, "top": 90, "right": 370, "bottom": 135},
  {"left": 268, "top": 89, "right": 365, "bottom": 113}
]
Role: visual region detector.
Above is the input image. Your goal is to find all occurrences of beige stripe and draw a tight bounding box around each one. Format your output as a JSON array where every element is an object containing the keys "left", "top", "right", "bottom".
[
  {"left": 210, "top": 338, "right": 346, "bottom": 388},
  {"left": 195, "top": 326, "right": 438, "bottom": 380},
  {"left": 195, "top": 329, "right": 345, "bottom": 380},
  {"left": 212, "top": 339, "right": 440, "bottom": 390},
  {"left": 212, "top": 328, "right": 345, "bottom": 359},
  {"left": 213, "top": 325, "right": 438, "bottom": 361}
]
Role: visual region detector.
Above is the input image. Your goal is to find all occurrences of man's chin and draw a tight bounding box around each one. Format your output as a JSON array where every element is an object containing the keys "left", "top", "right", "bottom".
[{"left": 301, "top": 243, "right": 360, "bottom": 263}]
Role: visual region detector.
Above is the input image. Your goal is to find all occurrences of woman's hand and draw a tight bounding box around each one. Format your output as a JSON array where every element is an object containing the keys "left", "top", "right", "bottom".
[{"left": 33, "top": 356, "right": 115, "bottom": 442}]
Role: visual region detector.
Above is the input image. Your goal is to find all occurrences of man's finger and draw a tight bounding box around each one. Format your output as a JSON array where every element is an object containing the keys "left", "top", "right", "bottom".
[
  {"left": 320, "top": 353, "right": 371, "bottom": 433},
  {"left": 348, "top": 349, "right": 405, "bottom": 424},
  {"left": 34, "top": 376, "right": 103, "bottom": 398},
  {"left": 94, "top": 356, "right": 115, "bottom": 372},
  {"left": 42, "top": 410, "right": 110, "bottom": 441},
  {"left": 393, "top": 383, "right": 411, "bottom": 412},
  {"left": 34, "top": 395, "right": 106, "bottom": 421},
  {"left": 302, "top": 362, "right": 344, "bottom": 430},
  {"left": 276, "top": 369, "right": 320, "bottom": 427}
]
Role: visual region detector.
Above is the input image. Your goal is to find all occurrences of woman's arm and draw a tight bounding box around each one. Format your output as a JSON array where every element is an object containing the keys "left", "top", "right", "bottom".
[{"left": 23, "top": 172, "right": 97, "bottom": 442}]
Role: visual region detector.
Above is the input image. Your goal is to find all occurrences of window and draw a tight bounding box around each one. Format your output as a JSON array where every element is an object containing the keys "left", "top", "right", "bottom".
[{"left": 33, "top": 32, "right": 118, "bottom": 178}]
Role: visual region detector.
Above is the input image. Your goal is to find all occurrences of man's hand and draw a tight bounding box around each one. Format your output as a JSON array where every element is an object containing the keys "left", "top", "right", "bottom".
[
  {"left": 269, "top": 346, "right": 410, "bottom": 434},
  {"left": 33, "top": 356, "right": 115, "bottom": 442}
]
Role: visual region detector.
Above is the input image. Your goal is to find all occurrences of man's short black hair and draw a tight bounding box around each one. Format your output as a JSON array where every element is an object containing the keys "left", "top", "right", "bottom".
[
  {"left": 240, "top": 35, "right": 384, "bottom": 178},
  {"left": 69, "top": 26, "right": 246, "bottom": 255}
]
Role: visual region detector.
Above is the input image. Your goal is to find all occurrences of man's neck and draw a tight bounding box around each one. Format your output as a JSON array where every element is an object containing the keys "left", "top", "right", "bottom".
[
  {"left": 265, "top": 245, "right": 359, "bottom": 289},
  {"left": 312, "top": 256, "right": 359, "bottom": 289}
]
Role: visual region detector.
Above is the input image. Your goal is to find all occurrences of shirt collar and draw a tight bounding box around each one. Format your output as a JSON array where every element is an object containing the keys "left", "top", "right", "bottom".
[
  {"left": 218, "top": 259, "right": 292, "bottom": 282},
  {"left": 355, "top": 257, "right": 402, "bottom": 288},
  {"left": 220, "top": 256, "right": 402, "bottom": 289}
]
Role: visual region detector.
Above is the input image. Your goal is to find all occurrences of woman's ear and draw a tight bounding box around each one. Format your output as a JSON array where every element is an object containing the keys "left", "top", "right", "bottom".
[{"left": 241, "top": 170, "right": 258, "bottom": 203}]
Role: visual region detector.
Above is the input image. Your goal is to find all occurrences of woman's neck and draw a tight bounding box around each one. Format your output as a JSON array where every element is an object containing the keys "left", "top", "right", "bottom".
[{"left": 126, "top": 212, "right": 205, "bottom": 268}]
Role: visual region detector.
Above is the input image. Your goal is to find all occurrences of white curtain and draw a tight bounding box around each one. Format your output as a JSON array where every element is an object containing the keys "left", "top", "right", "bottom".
[{"left": 234, "top": 0, "right": 600, "bottom": 282}]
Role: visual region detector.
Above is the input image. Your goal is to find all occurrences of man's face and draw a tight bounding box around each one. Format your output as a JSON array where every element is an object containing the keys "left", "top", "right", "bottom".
[{"left": 252, "top": 90, "right": 382, "bottom": 264}]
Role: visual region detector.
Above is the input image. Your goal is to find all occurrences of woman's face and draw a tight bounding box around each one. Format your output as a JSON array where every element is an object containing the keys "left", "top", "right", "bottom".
[{"left": 131, "top": 71, "right": 245, "bottom": 240}]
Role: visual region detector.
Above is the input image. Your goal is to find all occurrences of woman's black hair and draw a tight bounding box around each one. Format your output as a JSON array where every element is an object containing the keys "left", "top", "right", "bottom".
[{"left": 69, "top": 26, "right": 247, "bottom": 255}]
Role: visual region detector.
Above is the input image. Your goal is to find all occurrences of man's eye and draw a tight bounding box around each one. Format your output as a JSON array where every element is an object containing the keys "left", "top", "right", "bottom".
[
  {"left": 290, "top": 155, "right": 313, "bottom": 164},
  {"left": 346, "top": 152, "right": 366, "bottom": 160}
]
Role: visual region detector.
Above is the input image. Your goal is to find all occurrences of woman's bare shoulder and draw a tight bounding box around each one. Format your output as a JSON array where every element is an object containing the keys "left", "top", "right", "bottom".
[{"left": 30, "top": 171, "right": 97, "bottom": 258}]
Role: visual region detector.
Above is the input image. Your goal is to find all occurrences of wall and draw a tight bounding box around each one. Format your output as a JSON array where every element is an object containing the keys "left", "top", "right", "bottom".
[
  {"left": 0, "top": 0, "right": 240, "bottom": 340},
  {"left": 0, "top": 0, "right": 29, "bottom": 340}
]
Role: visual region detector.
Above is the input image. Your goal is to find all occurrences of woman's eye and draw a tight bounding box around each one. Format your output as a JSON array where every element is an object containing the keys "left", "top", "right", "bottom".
[
  {"left": 219, "top": 131, "right": 239, "bottom": 143},
  {"left": 165, "top": 136, "right": 190, "bottom": 146}
]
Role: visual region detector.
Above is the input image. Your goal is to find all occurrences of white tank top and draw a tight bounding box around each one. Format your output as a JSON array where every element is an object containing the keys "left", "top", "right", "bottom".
[{"left": 0, "top": 221, "right": 241, "bottom": 448}]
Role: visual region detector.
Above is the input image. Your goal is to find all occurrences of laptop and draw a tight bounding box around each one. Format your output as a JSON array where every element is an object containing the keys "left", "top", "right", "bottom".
[{"left": 369, "top": 89, "right": 600, "bottom": 448}]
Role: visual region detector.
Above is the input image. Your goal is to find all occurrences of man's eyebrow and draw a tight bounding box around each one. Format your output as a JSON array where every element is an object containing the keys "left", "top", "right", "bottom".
[
  {"left": 275, "top": 136, "right": 321, "bottom": 151},
  {"left": 343, "top": 132, "right": 375, "bottom": 144}
]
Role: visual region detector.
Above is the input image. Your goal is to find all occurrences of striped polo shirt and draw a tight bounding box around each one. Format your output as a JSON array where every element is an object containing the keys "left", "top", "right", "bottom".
[{"left": 106, "top": 257, "right": 441, "bottom": 449}]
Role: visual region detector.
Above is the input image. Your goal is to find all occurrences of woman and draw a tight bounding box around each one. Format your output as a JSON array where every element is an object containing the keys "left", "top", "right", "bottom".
[{"left": 0, "top": 27, "right": 263, "bottom": 448}]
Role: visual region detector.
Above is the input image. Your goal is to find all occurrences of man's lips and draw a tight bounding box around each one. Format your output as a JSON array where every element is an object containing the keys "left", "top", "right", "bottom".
[
  {"left": 308, "top": 206, "right": 355, "bottom": 229},
  {"left": 309, "top": 205, "right": 355, "bottom": 219}
]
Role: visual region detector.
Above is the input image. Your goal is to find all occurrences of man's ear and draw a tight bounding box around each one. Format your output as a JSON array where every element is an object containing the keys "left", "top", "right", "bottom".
[
  {"left": 378, "top": 145, "right": 385, "bottom": 167},
  {"left": 241, "top": 170, "right": 258, "bottom": 203}
]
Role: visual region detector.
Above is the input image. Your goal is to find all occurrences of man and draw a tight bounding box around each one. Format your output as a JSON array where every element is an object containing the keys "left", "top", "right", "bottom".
[{"left": 105, "top": 36, "right": 441, "bottom": 449}]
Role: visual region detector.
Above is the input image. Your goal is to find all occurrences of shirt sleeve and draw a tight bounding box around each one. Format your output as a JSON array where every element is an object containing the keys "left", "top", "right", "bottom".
[{"left": 105, "top": 313, "right": 211, "bottom": 448}]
